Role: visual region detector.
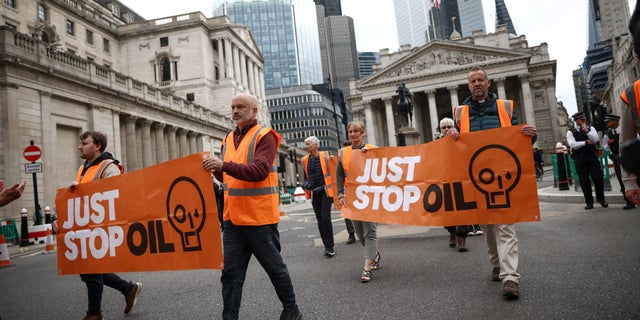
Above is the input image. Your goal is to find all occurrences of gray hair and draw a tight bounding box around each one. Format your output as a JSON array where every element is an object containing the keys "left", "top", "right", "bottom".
[
  {"left": 439, "top": 117, "right": 454, "bottom": 128},
  {"left": 304, "top": 136, "right": 320, "bottom": 146}
]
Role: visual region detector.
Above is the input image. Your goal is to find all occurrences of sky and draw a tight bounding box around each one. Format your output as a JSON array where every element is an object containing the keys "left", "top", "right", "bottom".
[{"left": 120, "top": 0, "right": 639, "bottom": 116}]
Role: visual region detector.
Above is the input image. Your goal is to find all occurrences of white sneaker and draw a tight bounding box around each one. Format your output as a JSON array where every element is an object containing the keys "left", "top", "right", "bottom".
[
  {"left": 467, "top": 230, "right": 475, "bottom": 236},
  {"left": 475, "top": 227, "right": 484, "bottom": 236}
]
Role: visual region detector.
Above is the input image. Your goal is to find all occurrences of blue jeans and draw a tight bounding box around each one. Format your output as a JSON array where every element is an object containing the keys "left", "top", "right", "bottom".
[
  {"left": 221, "top": 221, "right": 298, "bottom": 320},
  {"left": 80, "top": 273, "right": 131, "bottom": 315}
]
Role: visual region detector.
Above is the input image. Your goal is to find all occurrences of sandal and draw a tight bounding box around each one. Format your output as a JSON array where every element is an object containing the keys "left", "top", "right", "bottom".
[
  {"left": 371, "top": 252, "right": 381, "bottom": 271},
  {"left": 360, "top": 269, "right": 372, "bottom": 282}
]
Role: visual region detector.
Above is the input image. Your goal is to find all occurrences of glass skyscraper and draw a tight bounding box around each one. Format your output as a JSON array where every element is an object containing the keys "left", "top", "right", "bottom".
[
  {"left": 457, "top": 0, "right": 485, "bottom": 37},
  {"left": 213, "top": 0, "right": 322, "bottom": 90}
]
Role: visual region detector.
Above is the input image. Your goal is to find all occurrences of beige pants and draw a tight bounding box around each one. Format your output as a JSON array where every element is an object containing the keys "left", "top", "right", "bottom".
[{"left": 484, "top": 223, "right": 520, "bottom": 283}]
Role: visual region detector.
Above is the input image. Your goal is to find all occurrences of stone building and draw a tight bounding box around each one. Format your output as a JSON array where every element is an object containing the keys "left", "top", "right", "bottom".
[
  {"left": 348, "top": 26, "right": 561, "bottom": 155},
  {"left": 0, "top": 0, "right": 273, "bottom": 218}
]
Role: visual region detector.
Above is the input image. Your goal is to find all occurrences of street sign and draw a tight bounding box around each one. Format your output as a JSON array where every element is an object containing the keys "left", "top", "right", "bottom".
[
  {"left": 25, "top": 162, "right": 43, "bottom": 174},
  {"left": 23, "top": 145, "right": 42, "bottom": 162}
]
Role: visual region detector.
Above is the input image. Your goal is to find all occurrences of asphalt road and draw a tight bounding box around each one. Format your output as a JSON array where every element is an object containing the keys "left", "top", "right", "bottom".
[{"left": 2, "top": 176, "right": 639, "bottom": 319}]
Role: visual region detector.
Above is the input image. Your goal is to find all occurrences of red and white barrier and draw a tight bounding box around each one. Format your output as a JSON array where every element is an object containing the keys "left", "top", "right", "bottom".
[{"left": 0, "top": 235, "right": 11, "bottom": 268}]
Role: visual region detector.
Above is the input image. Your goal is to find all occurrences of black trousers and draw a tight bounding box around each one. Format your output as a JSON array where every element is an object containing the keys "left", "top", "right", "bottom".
[
  {"left": 573, "top": 153, "right": 605, "bottom": 205},
  {"left": 311, "top": 189, "right": 335, "bottom": 250},
  {"left": 613, "top": 159, "right": 634, "bottom": 205}
]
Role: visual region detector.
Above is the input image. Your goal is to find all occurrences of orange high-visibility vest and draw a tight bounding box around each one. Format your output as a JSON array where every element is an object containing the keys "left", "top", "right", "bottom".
[
  {"left": 221, "top": 125, "right": 282, "bottom": 226},
  {"left": 620, "top": 79, "right": 640, "bottom": 127},
  {"left": 454, "top": 100, "right": 514, "bottom": 133},
  {"left": 302, "top": 151, "right": 334, "bottom": 198},
  {"left": 338, "top": 144, "right": 375, "bottom": 178},
  {"left": 75, "top": 159, "right": 122, "bottom": 183}
]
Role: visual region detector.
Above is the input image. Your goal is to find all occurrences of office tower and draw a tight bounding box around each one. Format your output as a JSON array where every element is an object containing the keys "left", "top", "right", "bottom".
[
  {"left": 587, "top": 0, "right": 603, "bottom": 50},
  {"left": 393, "top": 0, "right": 432, "bottom": 47},
  {"left": 394, "top": 0, "right": 461, "bottom": 47},
  {"left": 495, "top": 0, "right": 516, "bottom": 36},
  {"left": 314, "top": 0, "right": 342, "bottom": 16},
  {"left": 597, "top": 0, "right": 631, "bottom": 42},
  {"left": 213, "top": 0, "right": 322, "bottom": 89},
  {"left": 358, "top": 51, "right": 381, "bottom": 78},
  {"left": 457, "top": 0, "right": 485, "bottom": 37},
  {"left": 427, "top": 0, "right": 461, "bottom": 41},
  {"left": 316, "top": 5, "right": 359, "bottom": 96}
]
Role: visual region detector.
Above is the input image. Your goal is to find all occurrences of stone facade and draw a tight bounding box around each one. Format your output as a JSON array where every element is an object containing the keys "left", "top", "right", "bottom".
[
  {"left": 0, "top": 0, "right": 275, "bottom": 218},
  {"left": 348, "top": 26, "right": 561, "bottom": 154}
]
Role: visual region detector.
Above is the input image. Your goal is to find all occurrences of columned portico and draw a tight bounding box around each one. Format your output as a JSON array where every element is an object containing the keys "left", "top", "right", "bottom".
[{"left": 348, "top": 27, "right": 559, "bottom": 153}]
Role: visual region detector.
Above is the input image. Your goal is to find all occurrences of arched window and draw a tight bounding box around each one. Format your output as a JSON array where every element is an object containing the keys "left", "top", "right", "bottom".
[{"left": 160, "top": 58, "right": 171, "bottom": 81}]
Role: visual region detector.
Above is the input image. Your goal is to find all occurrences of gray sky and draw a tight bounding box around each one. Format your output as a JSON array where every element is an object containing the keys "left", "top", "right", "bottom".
[{"left": 121, "top": 0, "right": 639, "bottom": 116}]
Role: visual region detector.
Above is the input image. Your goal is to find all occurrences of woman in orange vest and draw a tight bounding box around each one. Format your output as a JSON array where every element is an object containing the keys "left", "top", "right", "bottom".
[
  {"left": 336, "top": 120, "right": 380, "bottom": 282},
  {"left": 302, "top": 135, "right": 336, "bottom": 257}
]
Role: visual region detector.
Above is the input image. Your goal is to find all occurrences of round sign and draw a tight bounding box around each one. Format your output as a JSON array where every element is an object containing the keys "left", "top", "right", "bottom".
[{"left": 23, "top": 145, "right": 42, "bottom": 162}]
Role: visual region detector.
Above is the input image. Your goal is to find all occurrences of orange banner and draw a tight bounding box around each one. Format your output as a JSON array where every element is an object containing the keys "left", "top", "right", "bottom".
[
  {"left": 55, "top": 153, "right": 223, "bottom": 275},
  {"left": 341, "top": 125, "right": 540, "bottom": 226}
]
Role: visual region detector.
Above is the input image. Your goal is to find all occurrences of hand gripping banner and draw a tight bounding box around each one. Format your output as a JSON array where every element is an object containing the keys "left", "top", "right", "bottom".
[
  {"left": 341, "top": 125, "right": 541, "bottom": 226},
  {"left": 55, "top": 153, "right": 223, "bottom": 275}
]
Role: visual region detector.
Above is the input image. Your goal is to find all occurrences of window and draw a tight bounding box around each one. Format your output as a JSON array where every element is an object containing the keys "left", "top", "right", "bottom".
[
  {"left": 4, "top": 0, "right": 15, "bottom": 9},
  {"left": 38, "top": 4, "right": 48, "bottom": 21},
  {"left": 109, "top": 4, "right": 120, "bottom": 17},
  {"left": 66, "top": 20, "right": 75, "bottom": 36},
  {"left": 160, "top": 37, "right": 169, "bottom": 47},
  {"left": 86, "top": 30, "right": 93, "bottom": 45},
  {"left": 160, "top": 58, "right": 171, "bottom": 81},
  {"left": 103, "top": 38, "right": 110, "bottom": 53}
]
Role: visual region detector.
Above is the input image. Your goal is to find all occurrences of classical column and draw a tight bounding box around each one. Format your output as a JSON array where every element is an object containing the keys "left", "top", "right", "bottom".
[
  {"left": 240, "top": 52, "right": 248, "bottom": 89},
  {"left": 448, "top": 85, "right": 459, "bottom": 115},
  {"left": 251, "top": 62, "right": 258, "bottom": 94},
  {"left": 496, "top": 77, "right": 507, "bottom": 100},
  {"left": 224, "top": 38, "right": 234, "bottom": 79},
  {"left": 188, "top": 131, "right": 198, "bottom": 154},
  {"left": 233, "top": 45, "right": 241, "bottom": 86},
  {"left": 545, "top": 79, "right": 561, "bottom": 142},
  {"left": 519, "top": 75, "right": 536, "bottom": 127},
  {"left": 259, "top": 67, "right": 266, "bottom": 99},
  {"left": 177, "top": 129, "right": 189, "bottom": 157},
  {"left": 246, "top": 60, "right": 254, "bottom": 92},
  {"left": 217, "top": 38, "right": 225, "bottom": 79},
  {"left": 153, "top": 122, "right": 166, "bottom": 164},
  {"left": 140, "top": 119, "right": 153, "bottom": 167},
  {"left": 124, "top": 115, "right": 138, "bottom": 171},
  {"left": 425, "top": 89, "right": 439, "bottom": 140},
  {"left": 364, "top": 100, "right": 377, "bottom": 146},
  {"left": 383, "top": 97, "right": 397, "bottom": 147},
  {"left": 166, "top": 125, "right": 178, "bottom": 160}
]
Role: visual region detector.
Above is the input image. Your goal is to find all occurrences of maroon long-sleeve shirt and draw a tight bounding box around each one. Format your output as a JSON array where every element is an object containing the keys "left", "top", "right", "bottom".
[{"left": 213, "top": 119, "right": 277, "bottom": 183}]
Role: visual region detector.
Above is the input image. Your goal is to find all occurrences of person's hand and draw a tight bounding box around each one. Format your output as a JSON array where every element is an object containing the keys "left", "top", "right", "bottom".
[
  {"left": 68, "top": 181, "right": 79, "bottom": 192},
  {"left": 581, "top": 124, "right": 589, "bottom": 133},
  {"left": 521, "top": 125, "right": 537, "bottom": 137},
  {"left": 339, "top": 197, "right": 347, "bottom": 208},
  {"left": 0, "top": 180, "right": 26, "bottom": 207},
  {"left": 202, "top": 156, "right": 223, "bottom": 172},
  {"left": 442, "top": 127, "right": 459, "bottom": 142}
]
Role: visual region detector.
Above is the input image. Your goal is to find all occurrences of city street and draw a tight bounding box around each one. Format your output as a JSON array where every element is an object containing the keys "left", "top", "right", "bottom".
[{"left": 2, "top": 176, "right": 640, "bottom": 320}]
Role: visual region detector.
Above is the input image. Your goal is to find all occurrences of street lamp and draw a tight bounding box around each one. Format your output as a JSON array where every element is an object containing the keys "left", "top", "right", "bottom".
[{"left": 327, "top": 79, "right": 341, "bottom": 149}]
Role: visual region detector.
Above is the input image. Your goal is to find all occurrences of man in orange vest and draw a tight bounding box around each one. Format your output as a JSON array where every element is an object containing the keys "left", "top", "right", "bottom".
[
  {"left": 67, "top": 131, "right": 142, "bottom": 320},
  {"left": 302, "top": 135, "right": 336, "bottom": 257},
  {"left": 619, "top": 1, "right": 640, "bottom": 207},
  {"left": 451, "top": 66, "right": 537, "bottom": 300},
  {"left": 202, "top": 93, "right": 302, "bottom": 320}
]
